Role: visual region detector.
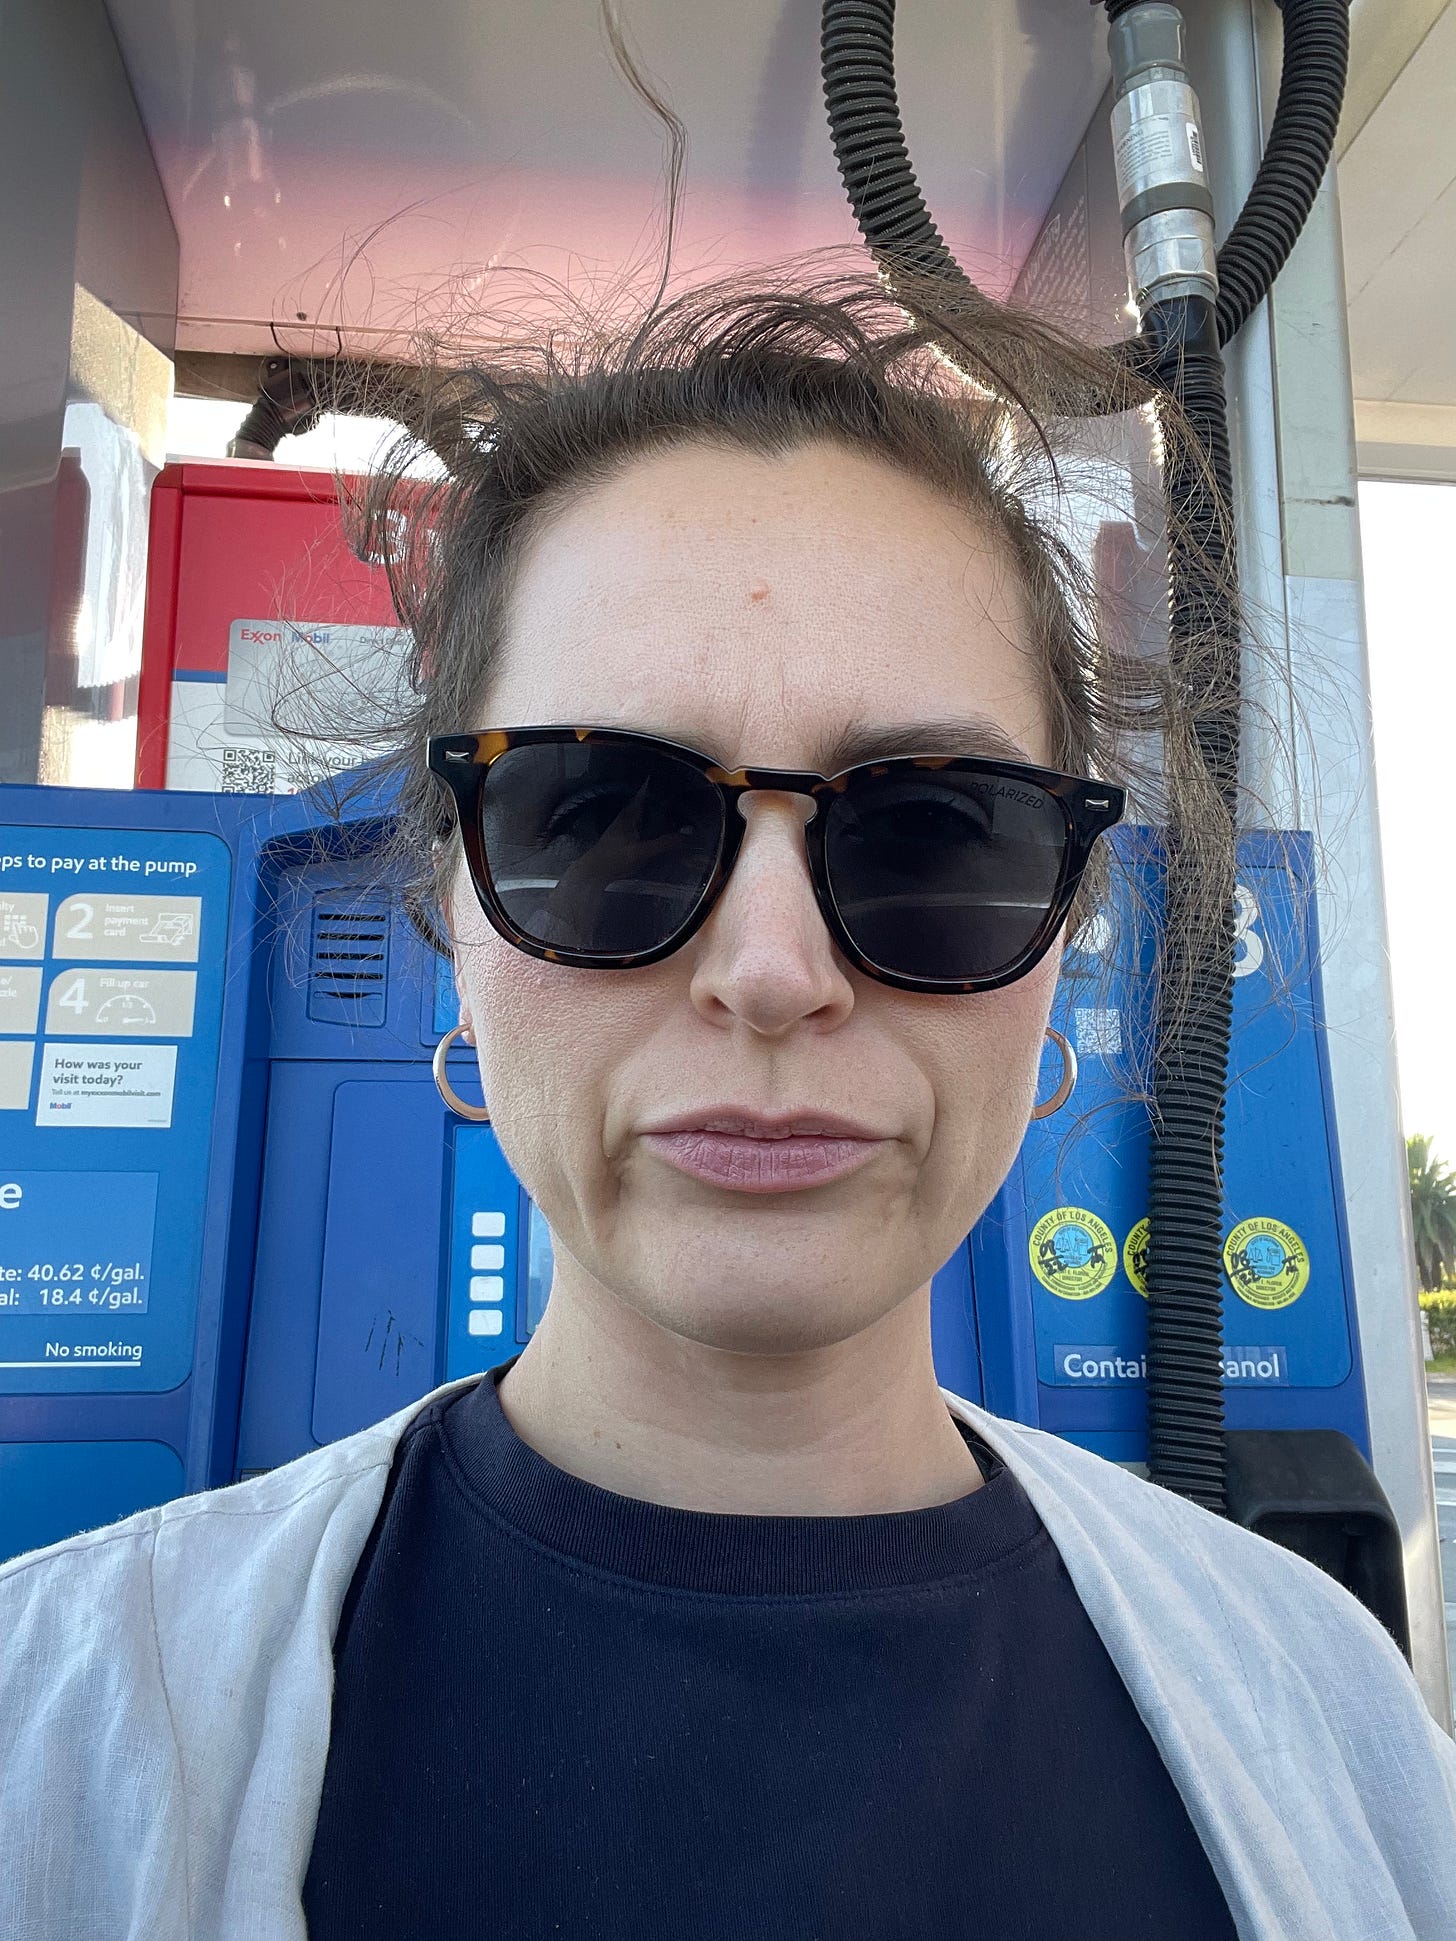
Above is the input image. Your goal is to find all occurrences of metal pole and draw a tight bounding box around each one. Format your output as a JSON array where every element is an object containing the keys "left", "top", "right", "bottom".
[{"left": 1192, "top": 0, "right": 1451, "bottom": 1729}]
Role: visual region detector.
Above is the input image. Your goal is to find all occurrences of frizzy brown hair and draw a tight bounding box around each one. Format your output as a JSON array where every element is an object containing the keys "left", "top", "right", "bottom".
[{"left": 294, "top": 258, "right": 1236, "bottom": 1077}]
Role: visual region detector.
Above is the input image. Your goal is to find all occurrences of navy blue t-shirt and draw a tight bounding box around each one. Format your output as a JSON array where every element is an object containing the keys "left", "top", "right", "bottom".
[{"left": 304, "top": 1364, "right": 1236, "bottom": 1939}]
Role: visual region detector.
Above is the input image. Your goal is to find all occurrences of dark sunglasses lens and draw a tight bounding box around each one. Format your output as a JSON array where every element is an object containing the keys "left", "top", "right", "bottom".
[
  {"left": 479, "top": 741, "right": 725, "bottom": 955},
  {"left": 824, "top": 771, "right": 1070, "bottom": 981}
]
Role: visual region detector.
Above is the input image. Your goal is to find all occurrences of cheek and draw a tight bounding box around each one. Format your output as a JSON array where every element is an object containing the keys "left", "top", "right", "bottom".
[
  {"left": 449, "top": 907, "right": 580, "bottom": 1112},
  {"left": 922, "top": 957, "right": 1059, "bottom": 1168},
  {"left": 1002, "top": 952, "right": 1062, "bottom": 1080},
  {"left": 446, "top": 886, "right": 635, "bottom": 1197}
]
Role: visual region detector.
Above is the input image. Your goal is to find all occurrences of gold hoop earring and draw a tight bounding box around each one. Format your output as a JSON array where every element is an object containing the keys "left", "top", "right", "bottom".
[
  {"left": 433, "top": 1023, "right": 491, "bottom": 1122},
  {"left": 1030, "top": 1027, "right": 1077, "bottom": 1121}
]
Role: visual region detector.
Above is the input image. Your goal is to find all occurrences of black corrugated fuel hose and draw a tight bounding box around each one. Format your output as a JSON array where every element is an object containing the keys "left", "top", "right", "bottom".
[
  {"left": 821, "top": 0, "right": 1349, "bottom": 369},
  {"left": 1139, "top": 295, "right": 1241, "bottom": 1511},
  {"left": 228, "top": 356, "right": 324, "bottom": 460}
]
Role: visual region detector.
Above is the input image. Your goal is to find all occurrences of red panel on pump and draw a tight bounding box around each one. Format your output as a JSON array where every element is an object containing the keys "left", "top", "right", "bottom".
[{"left": 137, "top": 461, "right": 402, "bottom": 792}]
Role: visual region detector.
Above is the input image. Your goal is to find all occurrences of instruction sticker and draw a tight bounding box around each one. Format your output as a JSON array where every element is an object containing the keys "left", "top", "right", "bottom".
[
  {"left": 1224, "top": 1217, "right": 1310, "bottom": 1310},
  {"left": 44, "top": 969, "right": 196, "bottom": 1038},
  {"left": 0, "top": 893, "right": 46, "bottom": 959},
  {"left": 1123, "top": 1216, "right": 1150, "bottom": 1296},
  {"left": 51, "top": 893, "right": 201, "bottom": 964},
  {"left": 35, "top": 1044, "right": 177, "bottom": 1129},
  {"left": 1029, "top": 1206, "right": 1118, "bottom": 1300},
  {"left": 0, "top": 967, "right": 42, "bottom": 1035}
]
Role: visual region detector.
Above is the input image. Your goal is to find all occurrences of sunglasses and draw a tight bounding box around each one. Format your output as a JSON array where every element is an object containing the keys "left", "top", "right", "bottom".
[{"left": 427, "top": 726, "right": 1124, "bottom": 994}]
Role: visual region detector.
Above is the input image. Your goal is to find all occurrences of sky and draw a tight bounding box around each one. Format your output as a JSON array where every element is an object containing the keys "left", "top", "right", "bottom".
[
  {"left": 166, "top": 398, "right": 413, "bottom": 476},
  {"left": 167, "top": 403, "right": 1455, "bottom": 1168},
  {"left": 1360, "top": 480, "right": 1456, "bottom": 1170}
]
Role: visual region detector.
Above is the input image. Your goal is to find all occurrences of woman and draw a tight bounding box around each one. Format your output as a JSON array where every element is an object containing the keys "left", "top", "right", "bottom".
[{"left": 4, "top": 275, "right": 1454, "bottom": 1940}]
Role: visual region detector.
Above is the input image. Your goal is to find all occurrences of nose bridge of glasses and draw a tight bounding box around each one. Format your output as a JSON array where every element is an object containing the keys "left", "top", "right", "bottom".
[
  {"left": 729, "top": 774, "right": 824, "bottom": 833},
  {"left": 718, "top": 786, "right": 831, "bottom": 948}
]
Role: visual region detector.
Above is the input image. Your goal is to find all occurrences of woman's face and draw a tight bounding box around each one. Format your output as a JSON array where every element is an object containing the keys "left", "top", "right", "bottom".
[{"left": 446, "top": 439, "right": 1061, "bottom": 1355}]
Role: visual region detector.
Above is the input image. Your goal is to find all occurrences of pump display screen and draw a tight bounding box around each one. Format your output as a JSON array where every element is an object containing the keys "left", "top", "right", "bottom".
[{"left": 0, "top": 826, "right": 231, "bottom": 1393}]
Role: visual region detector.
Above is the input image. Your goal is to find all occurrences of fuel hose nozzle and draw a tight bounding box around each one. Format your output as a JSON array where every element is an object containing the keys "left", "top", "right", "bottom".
[{"left": 1109, "top": 3, "right": 1218, "bottom": 318}]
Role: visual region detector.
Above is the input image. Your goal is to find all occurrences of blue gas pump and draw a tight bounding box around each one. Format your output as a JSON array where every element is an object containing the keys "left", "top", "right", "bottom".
[
  {"left": 0, "top": 784, "right": 264, "bottom": 1557},
  {"left": 0, "top": 771, "right": 1403, "bottom": 1655}
]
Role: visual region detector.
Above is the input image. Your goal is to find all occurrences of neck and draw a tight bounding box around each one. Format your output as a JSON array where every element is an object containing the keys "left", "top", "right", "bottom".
[{"left": 496, "top": 1273, "right": 983, "bottom": 1515}]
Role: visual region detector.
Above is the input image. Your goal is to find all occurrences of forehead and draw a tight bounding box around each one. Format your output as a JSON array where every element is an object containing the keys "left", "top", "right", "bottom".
[{"left": 485, "top": 439, "right": 1049, "bottom": 767}]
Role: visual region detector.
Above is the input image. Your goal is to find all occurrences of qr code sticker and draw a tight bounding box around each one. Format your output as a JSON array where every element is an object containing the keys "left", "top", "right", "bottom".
[
  {"left": 221, "top": 745, "right": 278, "bottom": 793},
  {"left": 1074, "top": 1007, "right": 1123, "bottom": 1058}
]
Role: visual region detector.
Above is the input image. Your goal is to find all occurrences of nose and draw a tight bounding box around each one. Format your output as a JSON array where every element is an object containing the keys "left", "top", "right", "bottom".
[{"left": 685, "top": 791, "right": 855, "bottom": 1036}]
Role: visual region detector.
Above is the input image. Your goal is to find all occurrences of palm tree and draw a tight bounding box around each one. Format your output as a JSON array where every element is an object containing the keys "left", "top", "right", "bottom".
[{"left": 1407, "top": 1135, "right": 1456, "bottom": 1292}]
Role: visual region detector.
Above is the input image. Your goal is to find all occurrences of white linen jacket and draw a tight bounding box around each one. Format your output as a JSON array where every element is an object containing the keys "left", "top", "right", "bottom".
[{"left": 3, "top": 1374, "right": 1455, "bottom": 1940}]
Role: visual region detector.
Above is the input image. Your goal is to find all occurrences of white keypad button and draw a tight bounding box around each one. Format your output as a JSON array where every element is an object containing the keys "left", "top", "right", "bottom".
[
  {"left": 470, "top": 1243, "right": 505, "bottom": 1271},
  {"left": 470, "top": 1276, "right": 505, "bottom": 1302},
  {"left": 472, "top": 1210, "right": 507, "bottom": 1238},
  {"left": 468, "top": 1309, "right": 505, "bottom": 1337}
]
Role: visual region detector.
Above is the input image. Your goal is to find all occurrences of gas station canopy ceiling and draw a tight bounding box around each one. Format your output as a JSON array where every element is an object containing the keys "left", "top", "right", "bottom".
[
  {"left": 103, "top": 0, "right": 1456, "bottom": 477},
  {"left": 103, "top": 0, "right": 1110, "bottom": 355},
  {"left": 1340, "top": 0, "right": 1456, "bottom": 478}
]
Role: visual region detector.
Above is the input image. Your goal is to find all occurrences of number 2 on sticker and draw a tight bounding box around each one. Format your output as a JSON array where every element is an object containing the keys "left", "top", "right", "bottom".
[
  {"left": 56, "top": 974, "right": 88, "bottom": 1016},
  {"left": 64, "top": 902, "right": 94, "bottom": 942}
]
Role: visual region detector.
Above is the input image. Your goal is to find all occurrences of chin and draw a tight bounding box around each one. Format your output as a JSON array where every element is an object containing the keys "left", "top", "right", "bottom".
[{"left": 632, "top": 1274, "right": 900, "bottom": 1360}]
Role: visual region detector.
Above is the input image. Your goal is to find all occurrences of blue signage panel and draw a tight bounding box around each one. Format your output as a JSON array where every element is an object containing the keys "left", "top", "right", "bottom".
[
  {"left": 0, "top": 1171, "right": 157, "bottom": 1321},
  {"left": 0, "top": 823, "right": 232, "bottom": 1396}
]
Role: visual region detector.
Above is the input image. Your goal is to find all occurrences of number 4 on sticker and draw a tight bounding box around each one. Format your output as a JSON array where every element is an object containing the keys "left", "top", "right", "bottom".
[{"left": 55, "top": 974, "right": 88, "bottom": 1018}]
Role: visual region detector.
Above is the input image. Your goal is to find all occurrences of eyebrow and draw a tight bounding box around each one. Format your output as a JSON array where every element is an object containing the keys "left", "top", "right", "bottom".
[{"left": 815, "top": 715, "right": 1034, "bottom": 773}]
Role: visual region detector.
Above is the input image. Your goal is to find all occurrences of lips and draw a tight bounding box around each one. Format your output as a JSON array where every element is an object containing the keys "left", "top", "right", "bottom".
[
  {"left": 639, "top": 1106, "right": 888, "bottom": 1194},
  {"left": 641, "top": 1106, "right": 883, "bottom": 1141}
]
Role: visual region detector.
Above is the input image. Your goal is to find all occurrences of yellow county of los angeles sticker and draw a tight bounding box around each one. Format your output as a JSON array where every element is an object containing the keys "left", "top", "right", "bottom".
[
  {"left": 1123, "top": 1217, "right": 1150, "bottom": 1298},
  {"left": 1223, "top": 1217, "right": 1310, "bottom": 1309},
  {"left": 1029, "top": 1207, "right": 1118, "bottom": 1300}
]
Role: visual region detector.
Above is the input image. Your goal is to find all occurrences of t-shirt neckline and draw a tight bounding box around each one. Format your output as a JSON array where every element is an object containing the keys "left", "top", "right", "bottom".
[{"left": 432, "top": 1361, "right": 1044, "bottom": 1597}]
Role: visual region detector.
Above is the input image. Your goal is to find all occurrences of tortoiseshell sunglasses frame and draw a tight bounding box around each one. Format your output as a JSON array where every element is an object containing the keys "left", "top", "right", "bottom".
[{"left": 427, "top": 726, "right": 1125, "bottom": 995}]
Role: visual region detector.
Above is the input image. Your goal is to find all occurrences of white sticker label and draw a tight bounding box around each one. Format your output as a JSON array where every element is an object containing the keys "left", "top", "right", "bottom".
[
  {"left": 1074, "top": 1007, "right": 1123, "bottom": 1058},
  {"left": 51, "top": 894, "right": 201, "bottom": 964},
  {"left": 36, "top": 1044, "right": 178, "bottom": 1129},
  {"left": 157, "top": 619, "right": 417, "bottom": 796},
  {"left": 44, "top": 969, "right": 196, "bottom": 1037}
]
